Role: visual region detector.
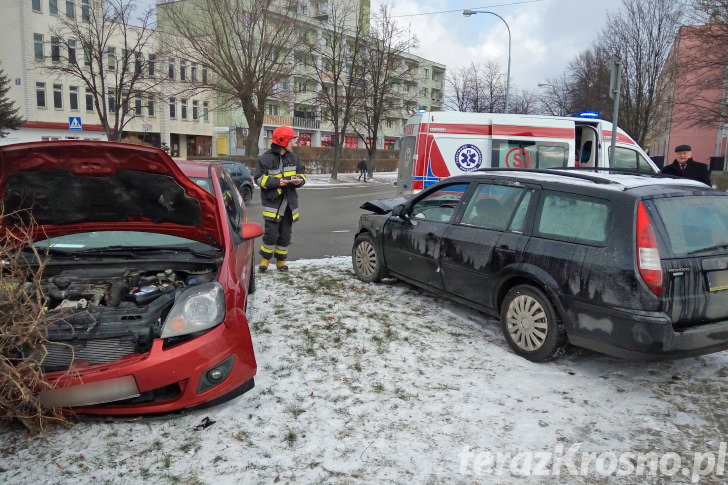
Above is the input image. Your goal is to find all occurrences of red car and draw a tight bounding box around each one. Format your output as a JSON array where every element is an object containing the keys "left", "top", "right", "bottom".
[{"left": 0, "top": 141, "right": 263, "bottom": 414}]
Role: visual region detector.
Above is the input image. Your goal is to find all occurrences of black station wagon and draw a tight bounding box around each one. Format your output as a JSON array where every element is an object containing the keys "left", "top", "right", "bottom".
[{"left": 352, "top": 169, "right": 728, "bottom": 362}]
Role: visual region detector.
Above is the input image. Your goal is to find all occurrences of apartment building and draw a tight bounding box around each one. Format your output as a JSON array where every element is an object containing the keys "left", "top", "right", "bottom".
[
  {"left": 652, "top": 24, "right": 728, "bottom": 169},
  {"left": 1, "top": 0, "right": 444, "bottom": 156},
  {"left": 157, "top": 0, "right": 445, "bottom": 155},
  {"left": 0, "top": 0, "right": 215, "bottom": 158}
]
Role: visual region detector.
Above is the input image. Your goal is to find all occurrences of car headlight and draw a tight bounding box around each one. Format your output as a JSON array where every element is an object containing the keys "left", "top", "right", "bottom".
[{"left": 161, "top": 282, "right": 225, "bottom": 338}]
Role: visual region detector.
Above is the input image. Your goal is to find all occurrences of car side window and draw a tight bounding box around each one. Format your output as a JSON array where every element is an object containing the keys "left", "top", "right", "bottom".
[
  {"left": 509, "top": 190, "right": 533, "bottom": 232},
  {"left": 610, "top": 147, "right": 656, "bottom": 174},
  {"left": 411, "top": 183, "right": 469, "bottom": 223},
  {"left": 536, "top": 192, "right": 609, "bottom": 243},
  {"left": 461, "top": 183, "right": 526, "bottom": 231},
  {"left": 219, "top": 171, "right": 242, "bottom": 233}
]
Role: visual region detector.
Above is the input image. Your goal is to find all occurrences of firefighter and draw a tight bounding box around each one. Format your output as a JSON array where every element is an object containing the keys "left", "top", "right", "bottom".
[{"left": 254, "top": 126, "right": 306, "bottom": 272}]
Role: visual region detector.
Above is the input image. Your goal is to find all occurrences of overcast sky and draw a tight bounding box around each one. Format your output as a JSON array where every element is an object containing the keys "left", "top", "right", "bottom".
[{"left": 138, "top": 0, "right": 619, "bottom": 92}]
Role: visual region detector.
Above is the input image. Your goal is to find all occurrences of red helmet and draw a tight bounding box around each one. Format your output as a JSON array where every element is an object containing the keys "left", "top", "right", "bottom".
[{"left": 272, "top": 126, "right": 296, "bottom": 146}]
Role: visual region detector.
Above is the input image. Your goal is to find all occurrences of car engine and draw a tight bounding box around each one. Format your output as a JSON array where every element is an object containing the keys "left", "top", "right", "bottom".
[{"left": 31, "top": 266, "right": 218, "bottom": 371}]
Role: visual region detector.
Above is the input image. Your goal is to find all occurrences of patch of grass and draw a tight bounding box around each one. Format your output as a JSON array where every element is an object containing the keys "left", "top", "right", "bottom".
[
  {"left": 353, "top": 361, "right": 362, "bottom": 372},
  {"left": 285, "top": 404, "right": 306, "bottom": 419},
  {"left": 163, "top": 455, "right": 171, "bottom": 469},
  {"left": 373, "top": 382, "right": 385, "bottom": 393},
  {"left": 284, "top": 429, "right": 298, "bottom": 448}
]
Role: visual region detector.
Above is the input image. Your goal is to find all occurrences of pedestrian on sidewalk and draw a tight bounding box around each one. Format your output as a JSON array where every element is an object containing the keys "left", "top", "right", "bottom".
[
  {"left": 357, "top": 157, "right": 368, "bottom": 182},
  {"left": 661, "top": 144, "right": 711, "bottom": 186}
]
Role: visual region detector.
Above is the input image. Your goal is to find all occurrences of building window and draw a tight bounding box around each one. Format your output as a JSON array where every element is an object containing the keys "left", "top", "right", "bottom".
[
  {"left": 192, "top": 100, "right": 199, "bottom": 119},
  {"left": 36, "top": 82, "right": 46, "bottom": 108},
  {"left": 134, "top": 96, "right": 142, "bottom": 116},
  {"left": 69, "top": 86, "right": 78, "bottom": 110},
  {"left": 181, "top": 99, "right": 188, "bottom": 119},
  {"left": 148, "top": 96, "right": 155, "bottom": 117},
  {"left": 49, "top": 0, "right": 58, "bottom": 15},
  {"left": 34, "top": 34, "right": 44, "bottom": 60},
  {"left": 53, "top": 84, "right": 63, "bottom": 109},
  {"left": 108, "top": 89, "right": 116, "bottom": 113},
  {"left": 191, "top": 63, "right": 197, "bottom": 82},
  {"left": 180, "top": 60, "right": 186, "bottom": 81},
  {"left": 107, "top": 47, "right": 116, "bottom": 70},
  {"left": 168, "top": 58, "right": 174, "bottom": 80},
  {"left": 148, "top": 54, "right": 155, "bottom": 77},
  {"left": 202, "top": 66, "right": 207, "bottom": 84},
  {"left": 135, "top": 51, "right": 142, "bottom": 75},
  {"left": 267, "top": 104, "right": 279, "bottom": 115},
  {"left": 423, "top": 68, "right": 429, "bottom": 79},
  {"left": 85, "top": 88, "right": 93, "bottom": 112},
  {"left": 169, "top": 97, "right": 176, "bottom": 118},
  {"left": 51, "top": 37, "right": 61, "bottom": 62},
  {"left": 68, "top": 39, "right": 76, "bottom": 65},
  {"left": 203, "top": 101, "right": 209, "bottom": 121},
  {"left": 84, "top": 44, "right": 91, "bottom": 66},
  {"left": 66, "top": 0, "right": 75, "bottom": 18},
  {"left": 33, "top": 0, "right": 42, "bottom": 12},
  {"left": 81, "top": 0, "right": 89, "bottom": 21},
  {"left": 298, "top": 82, "right": 306, "bottom": 93}
]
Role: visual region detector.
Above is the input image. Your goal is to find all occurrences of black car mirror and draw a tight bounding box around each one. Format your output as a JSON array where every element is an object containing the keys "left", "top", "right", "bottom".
[{"left": 391, "top": 204, "right": 408, "bottom": 218}]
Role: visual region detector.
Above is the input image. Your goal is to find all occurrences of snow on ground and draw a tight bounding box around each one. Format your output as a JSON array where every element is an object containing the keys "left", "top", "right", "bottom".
[{"left": 2, "top": 257, "right": 728, "bottom": 484}]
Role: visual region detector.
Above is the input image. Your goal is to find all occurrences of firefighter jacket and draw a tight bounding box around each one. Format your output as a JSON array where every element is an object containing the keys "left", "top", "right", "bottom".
[{"left": 254, "top": 145, "right": 307, "bottom": 222}]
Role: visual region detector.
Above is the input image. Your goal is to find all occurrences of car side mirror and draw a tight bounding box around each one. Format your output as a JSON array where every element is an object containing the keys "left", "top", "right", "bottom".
[
  {"left": 241, "top": 222, "right": 264, "bottom": 240},
  {"left": 391, "top": 204, "right": 408, "bottom": 219}
]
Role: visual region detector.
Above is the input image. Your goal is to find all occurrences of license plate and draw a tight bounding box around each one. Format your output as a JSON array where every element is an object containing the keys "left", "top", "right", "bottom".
[{"left": 707, "top": 269, "right": 728, "bottom": 292}]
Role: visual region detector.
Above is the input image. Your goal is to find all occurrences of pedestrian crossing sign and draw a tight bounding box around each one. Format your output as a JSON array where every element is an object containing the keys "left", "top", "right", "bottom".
[{"left": 69, "top": 117, "right": 82, "bottom": 131}]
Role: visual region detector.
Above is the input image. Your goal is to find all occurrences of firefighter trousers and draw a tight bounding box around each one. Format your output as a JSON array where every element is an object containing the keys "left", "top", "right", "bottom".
[{"left": 260, "top": 208, "right": 293, "bottom": 261}]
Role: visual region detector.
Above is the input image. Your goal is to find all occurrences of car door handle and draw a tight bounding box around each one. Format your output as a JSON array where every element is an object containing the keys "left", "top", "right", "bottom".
[{"left": 496, "top": 245, "right": 516, "bottom": 255}]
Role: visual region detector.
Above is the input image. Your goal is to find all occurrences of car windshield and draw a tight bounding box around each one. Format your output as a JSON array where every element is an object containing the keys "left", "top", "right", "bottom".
[
  {"left": 33, "top": 231, "right": 216, "bottom": 252},
  {"left": 652, "top": 195, "right": 728, "bottom": 255},
  {"left": 189, "top": 176, "right": 215, "bottom": 195}
]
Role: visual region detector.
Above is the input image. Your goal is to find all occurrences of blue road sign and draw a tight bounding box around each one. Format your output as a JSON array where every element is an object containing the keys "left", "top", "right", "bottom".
[{"left": 69, "top": 117, "right": 82, "bottom": 130}]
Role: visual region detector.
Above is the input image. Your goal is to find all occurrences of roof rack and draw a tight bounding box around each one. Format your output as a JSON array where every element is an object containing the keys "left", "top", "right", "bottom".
[{"left": 473, "top": 167, "right": 636, "bottom": 185}]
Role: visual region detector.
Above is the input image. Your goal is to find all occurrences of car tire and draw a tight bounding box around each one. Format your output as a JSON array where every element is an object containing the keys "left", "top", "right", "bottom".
[
  {"left": 500, "top": 285, "right": 567, "bottom": 362},
  {"left": 352, "top": 232, "right": 387, "bottom": 283},
  {"left": 240, "top": 185, "right": 253, "bottom": 205}
]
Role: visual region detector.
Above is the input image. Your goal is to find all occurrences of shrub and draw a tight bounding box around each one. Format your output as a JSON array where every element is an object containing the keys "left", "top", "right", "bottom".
[{"left": 0, "top": 208, "right": 69, "bottom": 432}]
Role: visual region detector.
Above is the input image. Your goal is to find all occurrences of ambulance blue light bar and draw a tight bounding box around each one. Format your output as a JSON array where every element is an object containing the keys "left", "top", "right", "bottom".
[{"left": 569, "top": 111, "right": 600, "bottom": 118}]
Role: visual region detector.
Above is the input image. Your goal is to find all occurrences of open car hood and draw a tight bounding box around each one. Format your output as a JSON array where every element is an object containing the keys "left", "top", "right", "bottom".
[
  {"left": 0, "top": 141, "right": 222, "bottom": 247},
  {"left": 360, "top": 197, "right": 407, "bottom": 215}
]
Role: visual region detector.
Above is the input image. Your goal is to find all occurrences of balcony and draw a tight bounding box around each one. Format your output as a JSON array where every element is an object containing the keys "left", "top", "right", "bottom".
[
  {"left": 293, "top": 117, "right": 320, "bottom": 130},
  {"left": 263, "top": 114, "right": 293, "bottom": 126}
]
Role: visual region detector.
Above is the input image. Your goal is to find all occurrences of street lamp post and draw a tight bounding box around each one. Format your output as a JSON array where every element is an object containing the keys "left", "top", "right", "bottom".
[{"left": 463, "top": 9, "right": 511, "bottom": 113}]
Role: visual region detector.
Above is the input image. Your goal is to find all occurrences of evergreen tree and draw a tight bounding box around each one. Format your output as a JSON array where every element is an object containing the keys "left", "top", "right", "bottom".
[{"left": 0, "top": 63, "right": 24, "bottom": 138}]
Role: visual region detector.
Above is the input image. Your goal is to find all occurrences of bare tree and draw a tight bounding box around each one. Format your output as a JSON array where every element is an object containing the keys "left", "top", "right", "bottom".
[
  {"left": 444, "top": 62, "right": 506, "bottom": 113},
  {"left": 597, "top": 0, "right": 682, "bottom": 145},
  {"left": 157, "top": 0, "right": 299, "bottom": 157},
  {"left": 353, "top": 5, "right": 418, "bottom": 174},
  {"left": 303, "top": 0, "right": 367, "bottom": 179},
  {"left": 537, "top": 74, "right": 573, "bottom": 116},
  {"left": 509, "top": 88, "right": 540, "bottom": 115},
  {"left": 46, "top": 0, "right": 161, "bottom": 141}
]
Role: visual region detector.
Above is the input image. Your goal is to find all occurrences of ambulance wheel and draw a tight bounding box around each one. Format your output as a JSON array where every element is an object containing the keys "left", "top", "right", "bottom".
[
  {"left": 500, "top": 285, "right": 567, "bottom": 362},
  {"left": 352, "top": 233, "right": 387, "bottom": 283}
]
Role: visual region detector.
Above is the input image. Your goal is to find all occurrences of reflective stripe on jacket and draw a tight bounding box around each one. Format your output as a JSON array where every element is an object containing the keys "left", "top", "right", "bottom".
[{"left": 254, "top": 146, "right": 306, "bottom": 222}]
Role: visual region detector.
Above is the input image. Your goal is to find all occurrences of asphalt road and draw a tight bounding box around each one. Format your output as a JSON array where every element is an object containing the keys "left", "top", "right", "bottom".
[{"left": 246, "top": 181, "right": 397, "bottom": 261}]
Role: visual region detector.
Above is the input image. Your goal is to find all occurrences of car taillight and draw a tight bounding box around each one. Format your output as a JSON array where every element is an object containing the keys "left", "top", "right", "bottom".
[{"left": 636, "top": 202, "right": 663, "bottom": 296}]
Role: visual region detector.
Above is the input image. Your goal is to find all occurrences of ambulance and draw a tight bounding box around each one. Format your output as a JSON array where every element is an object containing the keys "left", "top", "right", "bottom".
[{"left": 396, "top": 111, "right": 658, "bottom": 195}]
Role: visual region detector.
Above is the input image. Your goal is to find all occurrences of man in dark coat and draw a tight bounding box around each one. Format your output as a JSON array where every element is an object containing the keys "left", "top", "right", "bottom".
[
  {"left": 254, "top": 126, "right": 306, "bottom": 272},
  {"left": 357, "top": 157, "right": 368, "bottom": 182},
  {"left": 661, "top": 144, "right": 712, "bottom": 186}
]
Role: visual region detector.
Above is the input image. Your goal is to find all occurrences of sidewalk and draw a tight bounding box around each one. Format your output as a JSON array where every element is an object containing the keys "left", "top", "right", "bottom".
[{"left": 304, "top": 171, "right": 398, "bottom": 186}]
